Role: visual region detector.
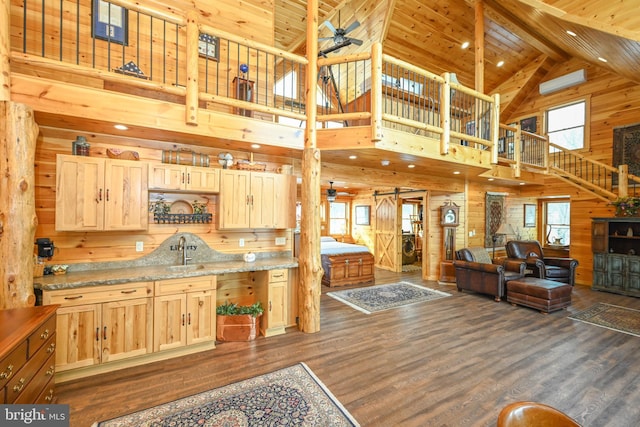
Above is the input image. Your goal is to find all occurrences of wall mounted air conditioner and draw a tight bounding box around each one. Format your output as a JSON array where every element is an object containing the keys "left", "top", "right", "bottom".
[{"left": 539, "top": 69, "right": 586, "bottom": 95}]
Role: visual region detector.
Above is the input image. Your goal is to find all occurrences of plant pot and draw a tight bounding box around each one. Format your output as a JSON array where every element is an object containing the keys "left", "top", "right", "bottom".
[{"left": 216, "top": 314, "right": 261, "bottom": 342}]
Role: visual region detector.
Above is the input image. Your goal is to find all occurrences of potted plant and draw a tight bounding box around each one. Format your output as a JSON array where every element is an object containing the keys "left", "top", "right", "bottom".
[{"left": 216, "top": 301, "right": 264, "bottom": 342}]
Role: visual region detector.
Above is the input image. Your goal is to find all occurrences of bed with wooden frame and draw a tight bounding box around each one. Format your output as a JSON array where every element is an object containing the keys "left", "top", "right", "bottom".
[{"left": 320, "top": 237, "right": 375, "bottom": 287}]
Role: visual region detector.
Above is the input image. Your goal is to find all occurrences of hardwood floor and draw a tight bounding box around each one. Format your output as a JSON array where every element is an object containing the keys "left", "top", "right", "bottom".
[{"left": 57, "top": 270, "right": 640, "bottom": 426}]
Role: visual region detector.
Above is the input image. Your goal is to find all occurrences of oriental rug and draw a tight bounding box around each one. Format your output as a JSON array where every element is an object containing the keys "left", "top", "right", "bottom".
[
  {"left": 327, "top": 281, "right": 451, "bottom": 314},
  {"left": 569, "top": 302, "right": 640, "bottom": 337},
  {"left": 93, "top": 363, "right": 359, "bottom": 427}
]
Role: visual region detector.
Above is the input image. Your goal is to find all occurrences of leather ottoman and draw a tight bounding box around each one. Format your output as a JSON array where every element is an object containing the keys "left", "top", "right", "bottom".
[{"left": 506, "top": 277, "right": 572, "bottom": 314}]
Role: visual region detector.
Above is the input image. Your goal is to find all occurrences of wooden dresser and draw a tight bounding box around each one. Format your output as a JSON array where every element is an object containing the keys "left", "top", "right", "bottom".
[{"left": 0, "top": 305, "right": 59, "bottom": 404}]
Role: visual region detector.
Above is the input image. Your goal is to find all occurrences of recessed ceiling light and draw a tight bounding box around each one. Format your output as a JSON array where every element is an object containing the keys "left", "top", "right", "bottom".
[
  {"left": 251, "top": 144, "right": 261, "bottom": 149},
  {"left": 598, "top": 57, "right": 608, "bottom": 63},
  {"left": 497, "top": 60, "right": 505, "bottom": 67},
  {"left": 488, "top": 178, "right": 495, "bottom": 181},
  {"left": 461, "top": 41, "right": 470, "bottom": 49},
  {"left": 453, "top": 171, "right": 461, "bottom": 175},
  {"left": 408, "top": 164, "right": 415, "bottom": 168},
  {"left": 566, "top": 30, "right": 577, "bottom": 37},
  {"left": 381, "top": 160, "right": 390, "bottom": 166},
  {"left": 520, "top": 182, "right": 526, "bottom": 185},
  {"left": 349, "top": 155, "right": 357, "bottom": 159},
  {"left": 114, "top": 124, "right": 128, "bottom": 130}
]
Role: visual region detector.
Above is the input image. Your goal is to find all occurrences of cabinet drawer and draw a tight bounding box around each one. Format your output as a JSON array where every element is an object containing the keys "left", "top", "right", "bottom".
[
  {"left": 28, "top": 314, "right": 57, "bottom": 357},
  {"left": 269, "top": 269, "right": 288, "bottom": 282},
  {"left": 13, "top": 354, "right": 56, "bottom": 404},
  {"left": 0, "top": 341, "right": 27, "bottom": 390},
  {"left": 35, "top": 379, "right": 56, "bottom": 404},
  {"left": 6, "top": 334, "right": 55, "bottom": 404},
  {"left": 43, "top": 282, "right": 153, "bottom": 306},
  {"left": 155, "top": 277, "right": 216, "bottom": 295}
]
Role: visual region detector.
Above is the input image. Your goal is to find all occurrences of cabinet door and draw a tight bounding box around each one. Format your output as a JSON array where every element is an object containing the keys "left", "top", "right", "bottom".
[
  {"left": 626, "top": 257, "right": 640, "bottom": 293},
  {"left": 251, "top": 173, "right": 278, "bottom": 228},
  {"left": 101, "top": 297, "right": 153, "bottom": 363},
  {"left": 186, "top": 167, "right": 220, "bottom": 193},
  {"left": 55, "top": 155, "right": 105, "bottom": 231},
  {"left": 606, "top": 255, "right": 626, "bottom": 291},
  {"left": 148, "top": 163, "right": 184, "bottom": 191},
  {"left": 273, "top": 174, "right": 297, "bottom": 229},
  {"left": 186, "top": 290, "right": 216, "bottom": 345},
  {"left": 219, "top": 170, "right": 251, "bottom": 229},
  {"left": 591, "top": 220, "right": 607, "bottom": 253},
  {"left": 55, "top": 304, "right": 101, "bottom": 372},
  {"left": 153, "top": 294, "right": 187, "bottom": 352},
  {"left": 104, "top": 159, "right": 149, "bottom": 230},
  {"left": 267, "top": 281, "right": 287, "bottom": 331}
]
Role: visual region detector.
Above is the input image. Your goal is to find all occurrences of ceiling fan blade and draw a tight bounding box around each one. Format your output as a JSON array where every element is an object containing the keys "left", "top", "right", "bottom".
[
  {"left": 323, "top": 20, "right": 337, "bottom": 34},
  {"left": 347, "top": 37, "right": 363, "bottom": 46},
  {"left": 318, "top": 36, "right": 335, "bottom": 42},
  {"left": 344, "top": 20, "right": 360, "bottom": 34}
]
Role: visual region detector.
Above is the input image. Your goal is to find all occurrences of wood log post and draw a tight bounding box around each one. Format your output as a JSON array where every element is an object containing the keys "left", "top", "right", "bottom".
[
  {"left": 474, "top": 0, "right": 485, "bottom": 94},
  {"left": 0, "top": 102, "right": 39, "bottom": 309},
  {"left": 185, "top": 11, "right": 199, "bottom": 126},
  {"left": 298, "top": 0, "right": 322, "bottom": 333},
  {"left": 370, "top": 42, "right": 383, "bottom": 142},
  {"left": 440, "top": 73, "right": 452, "bottom": 155},
  {"left": 0, "top": 0, "right": 10, "bottom": 100}
]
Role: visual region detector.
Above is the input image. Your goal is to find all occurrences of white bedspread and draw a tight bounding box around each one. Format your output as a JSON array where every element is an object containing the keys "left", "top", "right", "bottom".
[{"left": 320, "top": 240, "right": 370, "bottom": 255}]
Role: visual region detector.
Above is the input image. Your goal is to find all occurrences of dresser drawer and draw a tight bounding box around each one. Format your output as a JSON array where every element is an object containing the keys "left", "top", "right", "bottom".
[
  {"left": 28, "top": 314, "right": 57, "bottom": 357},
  {"left": 13, "top": 353, "right": 56, "bottom": 404},
  {"left": 35, "top": 378, "right": 56, "bottom": 404},
  {"left": 6, "top": 334, "right": 56, "bottom": 404},
  {"left": 155, "top": 277, "right": 216, "bottom": 295},
  {"left": 0, "top": 341, "right": 27, "bottom": 390}
]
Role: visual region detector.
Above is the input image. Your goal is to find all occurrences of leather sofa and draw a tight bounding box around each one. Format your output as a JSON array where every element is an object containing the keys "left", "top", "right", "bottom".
[
  {"left": 453, "top": 247, "right": 526, "bottom": 301},
  {"left": 505, "top": 240, "right": 578, "bottom": 286}
]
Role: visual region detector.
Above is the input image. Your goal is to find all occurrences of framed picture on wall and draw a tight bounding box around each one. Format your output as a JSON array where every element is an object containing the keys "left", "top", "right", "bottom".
[
  {"left": 520, "top": 116, "right": 537, "bottom": 133},
  {"left": 355, "top": 205, "right": 370, "bottom": 225},
  {"left": 92, "top": 0, "right": 128, "bottom": 45},
  {"left": 524, "top": 204, "right": 536, "bottom": 228},
  {"left": 198, "top": 33, "right": 219, "bottom": 61}
]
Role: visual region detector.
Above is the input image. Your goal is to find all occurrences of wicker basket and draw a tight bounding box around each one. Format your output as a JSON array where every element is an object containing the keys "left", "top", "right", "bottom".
[
  {"left": 33, "top": 256, "right": 44, "bottom": 277},
  {"left": 234, "top": 160, "right": 266, "bottom": 171}
]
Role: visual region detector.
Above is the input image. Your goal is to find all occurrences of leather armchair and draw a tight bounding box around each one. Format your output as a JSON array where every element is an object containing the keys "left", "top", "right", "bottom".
[
  {"left": 497, "top": 401, "right": 580, "bottom": 427},
  {"left": 505, "top": 240, "right": 578, "bottom": 286},
  {"left": 453, "top": 247, "right": 526, "bottom": 301}
]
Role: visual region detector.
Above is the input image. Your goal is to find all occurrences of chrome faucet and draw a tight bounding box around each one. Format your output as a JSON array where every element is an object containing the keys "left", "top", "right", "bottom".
[{"left": 177, "top": 236, "right": 192, "bottom": 265}]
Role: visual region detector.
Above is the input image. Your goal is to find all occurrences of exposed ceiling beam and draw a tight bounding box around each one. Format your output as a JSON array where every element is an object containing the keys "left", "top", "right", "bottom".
[
  {"left": 380, "top": 0, "right": 398, "bottom": 43},
  {"left": 514, "top": 0, "right": 640, "bottom": 42},
  {"left": 482, "top": 0, "right": 568, "bottom": 62}
]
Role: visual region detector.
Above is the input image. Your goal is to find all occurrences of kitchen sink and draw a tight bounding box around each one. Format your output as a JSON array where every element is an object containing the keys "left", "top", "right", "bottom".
[{"left": 166, "top": 264, "right": 206, "bottom": 271}]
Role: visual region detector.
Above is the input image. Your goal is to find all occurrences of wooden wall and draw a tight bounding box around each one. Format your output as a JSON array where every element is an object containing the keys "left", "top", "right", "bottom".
[
  {"left": 35, "top": 127, "right": 292, "bottom": 265},
  {"left": 507, "top": 58, "right": 640, "bottom": 285}
]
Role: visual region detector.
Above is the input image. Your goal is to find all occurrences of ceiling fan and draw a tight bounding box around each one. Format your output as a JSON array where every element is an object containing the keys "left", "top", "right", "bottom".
[
  {"left": 318, "top": 13, "right": 363, "bottom": 56},
  {"left": 326, "top": 181, "right": 338, "bottom": 202}
]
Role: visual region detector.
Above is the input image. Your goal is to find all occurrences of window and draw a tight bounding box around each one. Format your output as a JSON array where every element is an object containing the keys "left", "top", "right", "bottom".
[
  {"left": 543, "top": 200, "right": 570, "bottom": 245},
  {"left": 546, "top": 100, "right": 587, "bottom": 151},
  {"left": 329, "top": 202, "right": 349, "bottom": 236},
  {"left": 401, "top": 203, "right": 416, "bottom": 234}
]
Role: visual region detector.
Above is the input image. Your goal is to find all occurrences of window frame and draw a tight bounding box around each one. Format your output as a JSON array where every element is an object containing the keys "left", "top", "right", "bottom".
[
  {"left": 544, "top": 96, "right": 590, "bottom": 152},
  {"left": 541, "top": 199, "right": 571, "bottom": 246},
  {"left": 327, "top": 200, "right": 350, "bottom": 237}
]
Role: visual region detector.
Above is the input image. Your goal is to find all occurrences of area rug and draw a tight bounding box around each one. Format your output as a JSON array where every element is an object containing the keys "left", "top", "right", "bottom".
[
  {"left": 402, "top": 264, "right": 422, "bottom": 272},
  {"left": 92, "top": 362, "right": 359, "bottom": 427},
  {"left": 569, "top": 302, "right": 640, "bottom": 337},
  {"left": 327, "top": 281, "right": 451, "bottom": 314}
]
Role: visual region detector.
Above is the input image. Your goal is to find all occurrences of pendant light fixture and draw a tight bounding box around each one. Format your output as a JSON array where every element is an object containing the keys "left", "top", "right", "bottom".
[{"left": 326, "top": 181, "right": 337, "bottom": 202}]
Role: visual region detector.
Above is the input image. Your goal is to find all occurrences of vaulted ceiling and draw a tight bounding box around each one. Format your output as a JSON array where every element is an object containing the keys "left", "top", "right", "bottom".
[{"left": 275, "top": 0, "right": 640, "bottom": 108}]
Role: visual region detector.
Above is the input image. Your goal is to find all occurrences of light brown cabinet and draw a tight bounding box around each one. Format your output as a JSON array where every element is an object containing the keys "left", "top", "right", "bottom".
[
  {"left": 42, "top": 282, "right": 153, "bottom": 372},
  {"left": 55, "top": 154, "right": 148, "bottom": 231},
  {"left": 1, "top": 305, "right": 58, "bottom": 404},
  {"left": 148, "top": 163, "right": 220, "bottom": 193},
  {"left": 218, "top": 169, "right": 296, "bottom": 229},
  {"left": 153, "top": 277, "right": 217, "bottom": 352},
  {"left": 257, "top": 269, "right": 288, "bottom": 337}
]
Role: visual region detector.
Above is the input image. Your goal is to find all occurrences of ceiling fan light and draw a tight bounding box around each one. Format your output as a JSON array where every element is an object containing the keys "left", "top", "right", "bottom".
[{"left": 326, "top": 181, "right": 337, "bottom": 202}]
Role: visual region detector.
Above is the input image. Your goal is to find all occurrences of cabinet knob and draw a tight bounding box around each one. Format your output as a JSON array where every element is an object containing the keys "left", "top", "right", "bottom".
[
  {"left": 13, "top": 378, "right": 26, "bottom": 393},
  {"left": 0, "top": 364, "right": 13, "bottom": 380},
  {"left": 46, "top": 343, "right": 56, "bottom": 354},
  {"left": 40, "top": 329, "right": 50, "bottom": 340}
]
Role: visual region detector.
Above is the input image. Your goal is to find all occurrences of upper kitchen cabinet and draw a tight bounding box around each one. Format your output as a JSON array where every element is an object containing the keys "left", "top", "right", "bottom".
[
  {"left": 218, "top": 170, "right": 296, "bottom": 229},
  {"left": 148, "top": 163, "right": 220, "bottom": 193},
  {"left": 55, "top": 155, "right": 149, "bottom": 231}
]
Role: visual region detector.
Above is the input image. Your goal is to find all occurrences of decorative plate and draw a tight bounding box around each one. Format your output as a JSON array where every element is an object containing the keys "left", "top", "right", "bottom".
[{"left": 170, "top": 200, "right": 193, "bottom": 215}]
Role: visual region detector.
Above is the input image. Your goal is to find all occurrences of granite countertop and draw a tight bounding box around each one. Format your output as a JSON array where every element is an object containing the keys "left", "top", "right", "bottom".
[{"left": 34, "top": 257, "right": 298, "bottom": 291}]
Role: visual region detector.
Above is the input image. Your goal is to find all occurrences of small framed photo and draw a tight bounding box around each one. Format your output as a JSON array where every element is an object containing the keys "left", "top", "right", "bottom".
[
  {"left": 92, "top": 0, "right": 128, "bottom": 45},
  {"left": 520, "top": 116, "right": 537, "bottom": 133},
  {"left": 524, "top": 204, "right": 536, "bottom": 228},
  {"left": 355, "top": 205, "right": 370, "bottom": 226},
  {"left": 198, "top": 33, "right": 219, "bottom": 61}
]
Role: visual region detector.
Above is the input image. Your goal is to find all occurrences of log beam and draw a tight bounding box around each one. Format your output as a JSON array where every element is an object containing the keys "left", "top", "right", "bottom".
[
  {"left": 0, "top": 102, "right": 39, "bottom": 308},
  {"left": 0, "top": 0, "right": 9, "bottom": 100},
  {"left": 298, "top": 0, "right": 322, "bottom": 333}
]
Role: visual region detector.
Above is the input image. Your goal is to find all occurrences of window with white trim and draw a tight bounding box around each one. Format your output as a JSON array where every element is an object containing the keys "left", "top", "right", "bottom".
[{"left": 546, "top": 100, "right": 586, "bottom": 151}]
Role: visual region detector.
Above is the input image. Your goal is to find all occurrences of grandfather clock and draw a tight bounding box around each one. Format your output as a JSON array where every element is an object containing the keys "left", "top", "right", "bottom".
[{"left": 439, "top": 202, "right": 459, "bottom": 283}]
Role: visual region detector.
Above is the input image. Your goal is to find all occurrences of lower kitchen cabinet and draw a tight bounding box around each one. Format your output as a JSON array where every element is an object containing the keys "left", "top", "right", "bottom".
[
  {"left": 154, "top": 276, "right": 217, "bottom": 352},
  {"left": 256, "top": 269, "right": 288, "bottom": 337},
  {"left": 42, "top": 282, "right": 153, "bottom": 372}
]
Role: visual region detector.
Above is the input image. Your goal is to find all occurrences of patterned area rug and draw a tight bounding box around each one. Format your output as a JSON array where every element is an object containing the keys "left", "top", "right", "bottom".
[
  {"left": 327, "top": 281, "right": 451, "bottom": 314},
  {"left": 92, "top": 363, "right": 359, "bottom": 427},
  {"left": 402, "top": 264, "right": 422, "bottom": 272},
  {"left": 569, "top": 303, "right": 640, "bottom": 337}
]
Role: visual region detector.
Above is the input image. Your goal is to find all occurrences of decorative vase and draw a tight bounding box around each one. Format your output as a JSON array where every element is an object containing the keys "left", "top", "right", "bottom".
[{"left": 216, "top": 314, "right": 261, "bottom": 342}]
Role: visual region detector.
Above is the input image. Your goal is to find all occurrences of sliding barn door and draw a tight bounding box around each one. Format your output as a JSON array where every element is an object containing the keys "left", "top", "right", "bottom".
[{"left": 375, "top": 194, "right": 401, "bottom": 272}]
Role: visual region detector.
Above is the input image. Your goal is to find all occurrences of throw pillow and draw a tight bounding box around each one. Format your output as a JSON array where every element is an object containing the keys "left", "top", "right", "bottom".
[{"left": 468, "top": 247, "right": 492, "bottom": 264}]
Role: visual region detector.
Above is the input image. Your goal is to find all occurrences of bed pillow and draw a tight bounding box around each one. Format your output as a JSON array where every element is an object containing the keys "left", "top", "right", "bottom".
[{"left": 320, "top": 236, "right": 336, "bottom": 242}]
